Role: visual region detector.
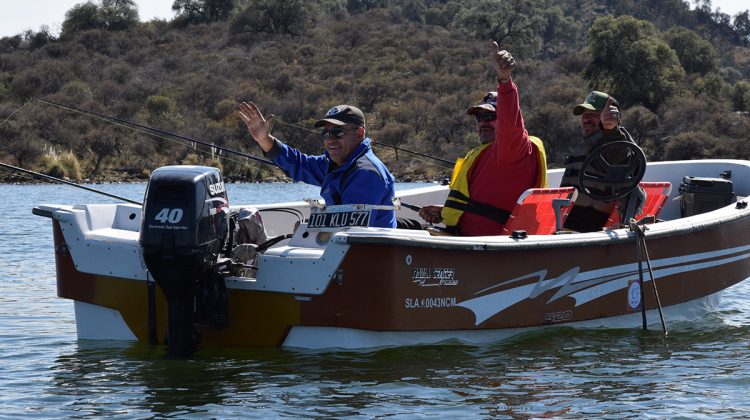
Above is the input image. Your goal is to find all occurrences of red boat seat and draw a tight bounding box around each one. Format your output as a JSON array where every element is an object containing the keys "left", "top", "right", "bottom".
[
  {"left": 501, "top": 187, "right": 578, "bottom": 235},
  {"left": 605, "top": 181, "right": 672, "bottom": 228}
]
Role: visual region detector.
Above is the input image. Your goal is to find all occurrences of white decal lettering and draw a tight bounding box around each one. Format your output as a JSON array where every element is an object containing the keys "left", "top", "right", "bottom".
[
  {"left": 411, "top": 267, "right": 459, "bottom": 287},
  {"left": 153, "top": 207, "right": 183, "bottom": 224},
  {"left": 208, "top": 181, "right": 225, "bottom": 196},
  {"left": 405, "top": 297, "right": 457, "bottom": 309}
]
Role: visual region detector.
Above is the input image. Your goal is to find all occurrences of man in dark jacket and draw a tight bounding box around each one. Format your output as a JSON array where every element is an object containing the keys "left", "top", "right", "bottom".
[
  {"left": 561, "top": 91, "right": 644, "bottom": 232},
  {"left": 238, "top": 102, "right": 396, "bottom": 228}
]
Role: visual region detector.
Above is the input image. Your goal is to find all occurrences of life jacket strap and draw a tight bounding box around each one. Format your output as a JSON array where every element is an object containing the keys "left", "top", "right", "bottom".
[{"left": 445, "top": 190, "right": 511, "bottom": 225}]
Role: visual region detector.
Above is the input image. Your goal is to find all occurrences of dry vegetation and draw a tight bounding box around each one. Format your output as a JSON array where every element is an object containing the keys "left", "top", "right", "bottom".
[{"left": 1, "top": 0, "right": 749, "bottom": 183}]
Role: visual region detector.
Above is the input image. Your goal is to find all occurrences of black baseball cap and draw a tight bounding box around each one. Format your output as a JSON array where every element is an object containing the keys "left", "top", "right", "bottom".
[
  {"left": 466, "top": 92, "right": 498, "bottom": 115},
  {"left": 314, "top": 105, "right": 366, "bottom": 128}
]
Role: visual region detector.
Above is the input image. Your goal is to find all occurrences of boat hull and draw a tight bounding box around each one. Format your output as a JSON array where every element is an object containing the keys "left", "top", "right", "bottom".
[
  {"left": 49, "top": 203, "right": 750, "bottom": 348},
  {"left": 37, "top": 160, "right": 750, "bottom": 349}
]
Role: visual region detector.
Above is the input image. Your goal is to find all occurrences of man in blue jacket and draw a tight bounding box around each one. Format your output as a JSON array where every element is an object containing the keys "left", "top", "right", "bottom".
[{"left": 239, "top": 102, "right": 396, "bottom": 228}]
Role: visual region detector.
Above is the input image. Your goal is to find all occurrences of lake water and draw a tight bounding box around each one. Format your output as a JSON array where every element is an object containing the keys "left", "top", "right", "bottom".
[{"left": 3, "top": 182, "right": 750, "bottom": 418}]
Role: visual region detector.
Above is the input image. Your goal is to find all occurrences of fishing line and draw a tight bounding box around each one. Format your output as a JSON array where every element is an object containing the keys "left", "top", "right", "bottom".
[
  {"left": 1, "top": 99, "right": 34, "bottom": 126},
  {"left": 34, "top": 98, "right": 274, "bottom": 164},
  {"left": 25, "top": 99, "right": 454, "bottom": 176},
  {"left": 30, "top": 98, "right": 277, "bottom": 181},
  {"left": 272, "top": 118, "right": 455, "bottom": 167},
  {"left": 11, "top": 98, "right": 453, "bottom": 184}
]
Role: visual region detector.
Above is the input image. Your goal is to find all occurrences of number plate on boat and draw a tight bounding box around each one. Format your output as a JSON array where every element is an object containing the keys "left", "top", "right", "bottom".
[{"left": 308, "top": 210, "right": 370, "bottom": 229}]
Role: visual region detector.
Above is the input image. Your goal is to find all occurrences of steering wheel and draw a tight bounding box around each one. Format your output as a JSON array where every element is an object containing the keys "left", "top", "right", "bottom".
[{"left": 578, "top": 141, "right": 646, "bottom": 201}]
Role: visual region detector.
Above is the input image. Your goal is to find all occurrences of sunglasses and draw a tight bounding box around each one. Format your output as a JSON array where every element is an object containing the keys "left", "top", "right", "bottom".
[
  {"left": 321, "top": 126, "right": 355, "bottom": 140},
  {"left": 474, "top": 113, "right": 497, "bottom": 123}
]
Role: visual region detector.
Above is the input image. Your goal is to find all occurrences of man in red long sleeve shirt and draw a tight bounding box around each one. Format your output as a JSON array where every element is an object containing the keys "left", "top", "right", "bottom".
[{"left": 419, "top": 42, "right": 545, "bottom": 236}]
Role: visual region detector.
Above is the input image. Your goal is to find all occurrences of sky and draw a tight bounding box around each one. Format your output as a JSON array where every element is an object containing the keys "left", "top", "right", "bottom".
[
  {"left": 709, "top": 0, "right": 749, "bottom": 16},
  {"left": 0, "top": 0, "right": 749, "bottom": 38},
  {"left": 0, "top": 0, "right": 175, "bottom": 38}
]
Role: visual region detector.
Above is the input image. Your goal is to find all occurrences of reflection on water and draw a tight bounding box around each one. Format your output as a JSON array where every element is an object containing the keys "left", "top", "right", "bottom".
[
  {"left": 3, "top": 183, "right": 750, "bottom": 417},
  {"left": 37, "top": 321, "right": 750, "bottom": 418}
]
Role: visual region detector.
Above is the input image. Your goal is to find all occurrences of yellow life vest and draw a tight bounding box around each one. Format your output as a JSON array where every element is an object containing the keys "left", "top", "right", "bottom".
[{"left": 441, "top": 136, "right": 547, "bottom": 227}]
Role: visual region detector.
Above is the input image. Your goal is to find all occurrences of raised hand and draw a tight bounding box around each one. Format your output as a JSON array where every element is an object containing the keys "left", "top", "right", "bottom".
[
  {"left": 600, "top": 96, "right": 620, "bottom": 130},
  {"left": 492, "top": 41, "right": 515, "bottom": 83},
  {"left": 239, "top": 101, "right": 275, "bottom": 152}
]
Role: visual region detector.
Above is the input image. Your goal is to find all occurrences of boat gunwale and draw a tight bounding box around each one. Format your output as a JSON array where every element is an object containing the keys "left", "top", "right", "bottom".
[{"left": 338, "top": 198, "right": 750, "bottom": 251}]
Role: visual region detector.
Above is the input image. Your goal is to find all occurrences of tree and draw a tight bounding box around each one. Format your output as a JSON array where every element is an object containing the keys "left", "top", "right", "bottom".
[
  {"left": 375, "top": 122, "right": 412, "bottom": 154},
  {"left": 145, "top": 95, "right": 184, "bottom": 129},
  {"left": 622, "top": 105, "right": 658, "bottom": 145},
  {"left": 452, "top": 0, "right": 547, "bottom": 55},
  {"left": 0, "top": 35, "right": 22, "bottom": 53},
  {"left": 59, "top": 81, "right": 94, "bottom": 105},
  {"left": 663, "top": 131, "right": 715, "bottom": 160},
  {"left": 173, "top": 0, "right": 235, "bottom": 26},
  {"left": 732, "top": 81, "right": 750, "bottom": 112},
  {"left": 9, "top": 61, "right": 74, "bottom": 100},
  {"left": 734, "top": 10, "right": 750, "bottom": 45},
  {"left": 525, "top": 103, "right": 578, "bottom": 164},
  {"left": 663, "top": 26, "right": 718, "bottom": 75},
  {"left": 61, "top": 1, "right": 104, "bottom": 37},
  {"left": 346, "top": 0, "right": 378, "bottom": 14},
  {"left": 85, "top": 129, "right": 122, "bottom": 177},
  {"left": 585, "top": 15, "right": 685, "bottom": 110},
  {"left": 23, "top": 26, "right": 55, "bottom": 50},
  {"left": 229, "top": 0, "right": 313, "bottom": 36},
  {"left": 539, "top": 7, "right": 581, "bottom": 58},
  {"left": 1, "top": 122, "right": 43, "bottom": 168},
  {"left": 692, "top": 73, "right": 725, "bottom": 96},
  {"left": 146, "top": 95, "right": 176, "bottom": 117},
  {"left": 6, "top": 137, "right": 43, "bottom": 168},
  {"left": 100, "top": 0, "right": 139, "bottom": 31},
  {"left": 61, "top": 0, "right": 138, "bottom": 37},
  {"left": 622, "top": 105, "right": 660, "bottom": 158},
  {"left": 356, "top": 79, "right": 389, "bottom": 112}
]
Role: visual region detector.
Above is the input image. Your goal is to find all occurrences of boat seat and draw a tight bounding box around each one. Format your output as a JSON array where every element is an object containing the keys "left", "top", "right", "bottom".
[
  {"left": 501, "top": 187, "right": 578, "bottom": 235},
  {"left": 605, "top": 181, "right": 672, "bottom": 228}
]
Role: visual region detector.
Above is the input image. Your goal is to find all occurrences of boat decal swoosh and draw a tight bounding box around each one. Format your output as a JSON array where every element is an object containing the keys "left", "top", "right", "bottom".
[
  {"left": 570, "top": 247, "right": 750, "bottom": 305},
  {"left": 457, "top": 244, "right": 750, "bottom": 326}
]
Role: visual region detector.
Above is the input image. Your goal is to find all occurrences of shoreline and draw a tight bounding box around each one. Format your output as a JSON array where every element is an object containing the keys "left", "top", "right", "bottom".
[{"left": 0, "top": 175, "right": 444, "bottom": 185}]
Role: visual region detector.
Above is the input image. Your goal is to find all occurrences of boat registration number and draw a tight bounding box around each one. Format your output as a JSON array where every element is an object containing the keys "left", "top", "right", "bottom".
[{"left": 308, "top": 210, "right": 370, "bottom": 229}]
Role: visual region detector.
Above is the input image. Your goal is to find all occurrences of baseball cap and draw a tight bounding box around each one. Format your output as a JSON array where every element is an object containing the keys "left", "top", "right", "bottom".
[
  {"left": 573, "top": 91, "right": 619, "bottom": 115},
  {"left": 466, "top": 92, "right": 498, "bottom": 115},
  {"left": 314, "top": 105, "right": 365, "bottom": 127}
]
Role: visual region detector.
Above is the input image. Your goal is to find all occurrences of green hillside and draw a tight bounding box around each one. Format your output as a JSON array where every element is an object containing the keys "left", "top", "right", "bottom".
[{"left": 1, "top": 0, "right": 749, "bottom": 182}]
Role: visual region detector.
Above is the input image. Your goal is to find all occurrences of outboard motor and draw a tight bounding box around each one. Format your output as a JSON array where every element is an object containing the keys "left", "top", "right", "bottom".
[{"left": 140, "top": 165, "right": 230, "bottom": 357}]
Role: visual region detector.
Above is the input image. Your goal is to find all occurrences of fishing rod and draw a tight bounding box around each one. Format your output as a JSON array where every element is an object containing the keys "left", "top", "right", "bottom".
[
  {"left": 35, "top": 98, "right": 454, "bottom": 169},
  {"left": 398, "top": 202, "right": 422, "bottom": 212},
  {"left": 2, "top": 161, "right": 308, "bottom": 221},
  {"left": 371, "top": 141, "right": 453, "bottom": 165},
  {"left": 0, "top": 161, "right": 141, "bottom": 205},
  {"left": 33, "top": 98, "right": 274, "bottom": 166},
  {"left": 272, "top": 119, "right": 455, "bottom": 166}
]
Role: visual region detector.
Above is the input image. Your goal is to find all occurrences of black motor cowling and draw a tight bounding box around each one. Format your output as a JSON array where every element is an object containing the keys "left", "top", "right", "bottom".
[{"left": 140, "top": 165, "right": 229, "bottom": 357}]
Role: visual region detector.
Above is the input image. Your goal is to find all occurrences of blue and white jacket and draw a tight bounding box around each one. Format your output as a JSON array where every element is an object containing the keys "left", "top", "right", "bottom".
[{"left": 265, "top": 137, "right": 396, "bottom": 228}]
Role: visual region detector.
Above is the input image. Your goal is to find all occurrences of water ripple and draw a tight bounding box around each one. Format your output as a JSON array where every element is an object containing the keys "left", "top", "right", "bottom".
[{"left": 3, "top": 183, "right": 750, "bottom": 418}]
